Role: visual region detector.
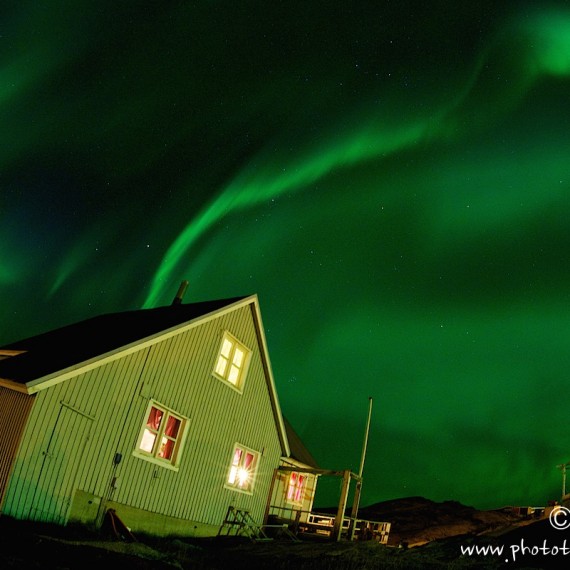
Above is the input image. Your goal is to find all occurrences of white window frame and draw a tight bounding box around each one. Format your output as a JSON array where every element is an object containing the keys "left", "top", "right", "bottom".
[
  {"left": 213, "top": 331, "right": 251, "bottom": 392},
  {"left": 286, "top": 471, "right": 307, "bottom": 505},
  {"left": 225, "top": 443, "right": 260, "bottom": 494},
  {"left": 133, "top": 400, "right": 188, "bottom": 471}
]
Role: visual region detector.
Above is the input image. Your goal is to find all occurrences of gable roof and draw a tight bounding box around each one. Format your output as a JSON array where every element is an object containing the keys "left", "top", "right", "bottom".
[
  {"left": 0, "top": 297, "right": 246, "bottom": 387},
  {"left": 1, "top": 296, "right": 291, "bottom": 454},
  {"left": 0, "top": 294, "right": 291, "bottom": 457},
  {"left": 283, "top": 417, "right": 320, "bottom": 469}
]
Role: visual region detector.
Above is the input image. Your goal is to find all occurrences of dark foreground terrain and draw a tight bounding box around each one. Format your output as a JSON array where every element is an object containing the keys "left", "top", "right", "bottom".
[
  {"left": 1, "top": 500, "right": 568, "bottom": 569},
  {"left": 0, "top": 519, "right": 481, "bottom": 570}
]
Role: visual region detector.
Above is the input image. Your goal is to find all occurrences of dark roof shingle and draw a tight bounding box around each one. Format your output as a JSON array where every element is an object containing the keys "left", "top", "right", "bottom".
[{"left": 0, "top": 297, "right": 247, "bottom": 384}]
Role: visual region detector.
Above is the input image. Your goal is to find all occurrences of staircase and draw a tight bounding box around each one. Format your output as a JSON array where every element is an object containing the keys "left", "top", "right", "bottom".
[{"left": 217, "top": 506, "right": 271, "bottom": 541}]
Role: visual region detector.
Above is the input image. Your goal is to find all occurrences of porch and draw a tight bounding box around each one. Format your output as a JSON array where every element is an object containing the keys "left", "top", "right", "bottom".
[
  {"left": 263, "top": 466, "right": 391, "bottom": 543},
  {"left": 266, "top": 505, "right": 391, "bottom": 543}
]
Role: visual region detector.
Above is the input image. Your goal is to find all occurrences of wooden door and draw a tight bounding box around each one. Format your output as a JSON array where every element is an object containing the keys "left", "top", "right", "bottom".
[{"left": 29, "top": 403, "right": 93, "bottom": 523}]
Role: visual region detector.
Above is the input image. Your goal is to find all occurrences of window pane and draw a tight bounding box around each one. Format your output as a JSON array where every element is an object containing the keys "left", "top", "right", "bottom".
[
  {"left": 158, "top": 437, "right": 174, "bottom": 460},
  {"left": 244, "top": 452, "right": 254, "bottom": 469},
  {"left": 221, "top": 338, "right": 233, "bottom": 358},
  {"left": 287, "top": 486, "right": 294, "bottom": 500},
  {"left": 296, "top": 476, "right": 306, "bottom": 502},
  {"left": 140, "top": 429, "right": 156, "bottom": 453},
  {"left": 147, "top": 406, "right": 163, "bottom": 430},
  {"left": 214, "top": 334, "right": 250, "bottom": 389},
  {"left": 237, "top": 468, "right": 250, "bottom": 489},
  {"left": 216, "top": 355, "right": 228, "bottom": 376},
  {"left": 228, "top": 446, "right": 258, "bottom": 491},
  {"left": 233, "top": 347, "right": 244, "bottom": 367},
  {"left": 136, "top": 402, "right": 187, "bottom": 467},
  {"left": 165, "top": 415, "right": 181, "bottom": 438},
  {"left": 228, "top": 365, "right": 240, "bottom": 385},
  {"left": 232, "top": 447, "right": 242, "bottom": 466},
  {"left": 287, "top": 473, "right": 296, "bottom": 500}
]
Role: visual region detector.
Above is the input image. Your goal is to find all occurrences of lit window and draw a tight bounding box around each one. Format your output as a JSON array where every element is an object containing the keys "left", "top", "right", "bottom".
[
  {"left": 135, "top": 401, "right": 187, "bottom": 468},
  {"left": 226, "top": 444, "right": 259, "bottom": 493},
  {"left": 286, "top": 472, "right": 306, "bottom": 504},
  {"left": 214, "top": 332, "right": 250, "bottom": 390}
]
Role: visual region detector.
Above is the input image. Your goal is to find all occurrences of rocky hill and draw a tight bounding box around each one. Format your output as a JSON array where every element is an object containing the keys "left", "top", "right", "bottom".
[{"left": 328, "top": 496, "right": 522, "bottom": 546}]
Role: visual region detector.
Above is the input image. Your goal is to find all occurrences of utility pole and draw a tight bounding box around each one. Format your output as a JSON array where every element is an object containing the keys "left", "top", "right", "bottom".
[
  {"left": 358, "top": 397, "right": 373, "bottom": 479},
  {"left": 348, "top": 397, "right": 373, "bottom": 540},
  {"left": 557, "top": 462, "right": 570, "bottom": 501}
]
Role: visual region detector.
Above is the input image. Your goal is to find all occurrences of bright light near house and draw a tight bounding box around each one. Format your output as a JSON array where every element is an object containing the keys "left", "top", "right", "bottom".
[{"left": 237, "top": 467, "right": 250, "bottom": 487}]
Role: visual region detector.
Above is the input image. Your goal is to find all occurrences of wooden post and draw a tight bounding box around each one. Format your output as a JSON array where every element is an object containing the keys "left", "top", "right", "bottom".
[
  {"left": 293, "top": 508, "right": 302, "bottom": 534},
  {"left": 332, "top": 470, "right": 351, "bottom": 541},
  {"left": 348, "top": 478, "right": 362, "bottom": 540}
]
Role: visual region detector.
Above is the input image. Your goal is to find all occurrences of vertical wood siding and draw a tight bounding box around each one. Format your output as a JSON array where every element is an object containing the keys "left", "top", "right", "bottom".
[
  {"left": 0, "top": 388, "right": 34, "bottom": 512},
  {"left": 3, "top": 303, "right": 284, "bottom": 529}
]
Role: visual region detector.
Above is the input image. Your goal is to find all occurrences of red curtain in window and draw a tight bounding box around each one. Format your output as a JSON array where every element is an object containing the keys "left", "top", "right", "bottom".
[
  {"left": 147, "top": 406, "right": 163, "bottom": 430},
  {"left": 287, "top": 472, "right": 297, "bottom": 500},
  {"left": 159, "top": 438, "right": 174, "bottom": 460},
  {"left": 244, "top": 452, "right": 254, "bottom": 470},
  {"left": 164, "top": 415, "right": 181, "bottom": 438},
  {"left": 296, "top": 475, "right": 306, "bottom": 502}
]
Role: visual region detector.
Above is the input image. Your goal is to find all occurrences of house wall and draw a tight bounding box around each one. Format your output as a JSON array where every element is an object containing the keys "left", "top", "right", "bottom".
[
  {"left": 1, "top": 303, "right": 284, "bottom": 534},
  {"left": 0, "top": 388, "right": 35, "bottom": 512}
]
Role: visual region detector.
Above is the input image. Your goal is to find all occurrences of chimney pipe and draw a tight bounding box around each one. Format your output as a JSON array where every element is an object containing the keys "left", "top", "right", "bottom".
[{"left": 172, "top": 280, "right": 189, "bottom": 305}]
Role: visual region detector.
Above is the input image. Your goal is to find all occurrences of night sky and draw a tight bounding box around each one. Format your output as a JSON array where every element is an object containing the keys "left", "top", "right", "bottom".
[{"left": 3, "top": 1, "right": 570, "bottom": 510}]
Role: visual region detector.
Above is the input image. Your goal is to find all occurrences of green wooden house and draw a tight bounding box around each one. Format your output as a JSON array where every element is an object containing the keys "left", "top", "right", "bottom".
[{"left": 0, "top": 294, "right": 294, "bottom": 536}]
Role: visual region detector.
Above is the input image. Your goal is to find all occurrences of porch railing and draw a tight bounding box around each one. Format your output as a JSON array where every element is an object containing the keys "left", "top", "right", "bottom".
[{"left": 266, "top": 504, "right": 391, "bottom": 544}]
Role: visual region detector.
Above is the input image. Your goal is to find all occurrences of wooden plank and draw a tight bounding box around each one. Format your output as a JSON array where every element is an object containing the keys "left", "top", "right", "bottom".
[
  {"left": 0, "top": 389, "right": 34, "bottom": 512},
  {"left": 332, "top": 470, "right": 351, "bottom": 541}
]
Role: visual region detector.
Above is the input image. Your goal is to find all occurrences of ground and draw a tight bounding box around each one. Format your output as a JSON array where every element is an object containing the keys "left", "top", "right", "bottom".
[
  {"left": 0, "top": 498, "right": 564, "bottom": 569},
  {"left": 0, "top": 520, "right": 487, "bottom": 570}
]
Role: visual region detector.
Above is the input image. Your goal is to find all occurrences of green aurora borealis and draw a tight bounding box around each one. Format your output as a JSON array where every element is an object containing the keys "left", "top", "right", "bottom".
[{"left": 3, "top": 1, "right": 570, "bottom": 509}]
